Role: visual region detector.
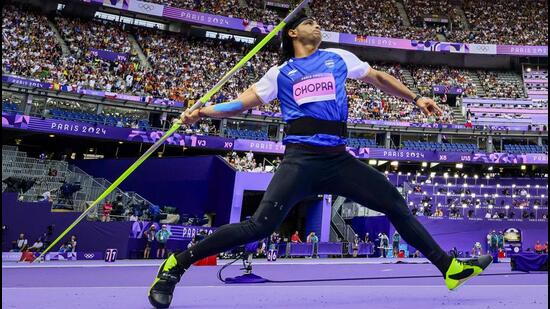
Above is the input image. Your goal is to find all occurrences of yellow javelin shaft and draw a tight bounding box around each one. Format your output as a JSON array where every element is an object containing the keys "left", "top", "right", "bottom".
[{"left": 35, "top": 0, "right": 311, "bottom": 262}]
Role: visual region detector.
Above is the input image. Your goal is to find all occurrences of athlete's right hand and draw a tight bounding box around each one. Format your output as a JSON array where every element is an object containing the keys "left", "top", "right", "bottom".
[
  {"left": 179, "top": 109, "right": 201, "bottom": 125},
  {"left": 416, "top": 97, "right": 443, "bottom": 116}
]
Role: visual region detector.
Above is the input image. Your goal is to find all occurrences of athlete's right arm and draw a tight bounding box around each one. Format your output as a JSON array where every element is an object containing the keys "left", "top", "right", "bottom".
[
  {"left": 179, "top": 86, "right": 265, "bottom": 125},
  {"left": 180, "top": 67, "right": 278, "bottom": 125}
]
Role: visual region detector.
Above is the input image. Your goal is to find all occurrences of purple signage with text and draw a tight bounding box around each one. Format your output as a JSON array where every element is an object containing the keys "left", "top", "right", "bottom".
[
  {"left": 432, "top": 85, "right": 464, "bottom": 95},
  {"left": 2, "top": 75, "right": 52, "bottom": 89},
  {"left": 151, "top": 98, "right": 185, "bottom": 108},
  {"left": 162, "top": 7, "right": 274, "bottom": 34},
  {"left": 496, "top": 45, "right": 549, "bottom": 56},
  {"left": 233, "top": 139, "right": 285, "bottom": 154},
  {"left": 351, "top": 147, "right": 547, "bottom": 165},
  {"left": 3, "top": 112, "right": 547, "bottom": 165},
  {"left": 89, "top": 48, "right": 129, "bottom": 62},
  {"left": 339, "top": 33, "right": 415, "bottom": 50},
  {"left": 2, "top": 75, "right": 185, "bottom": 109},
  {"left": 338, "top": 34, "right": 547, "bottom": 56},
  {"left": 130, "top": 221, "right": 216, "bottom": 240},
  {"left": 2, "top": 112, "right": 233, "bottom": 150},
  {"left": 463, "top": 98, "right": 535, "bottom": 105},
  {"left": 84, "top": 0, "right": 548, "bottom": 56}
]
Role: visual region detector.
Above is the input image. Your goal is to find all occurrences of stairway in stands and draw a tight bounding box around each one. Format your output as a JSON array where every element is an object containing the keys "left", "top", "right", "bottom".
[
  {"left": 401, "top": 68, "right": 419, "bottom": 94},
  {"left": 2, "top": 146, "right": 154, "bottom": 216},
  {"left": 451, "top": 106, "right": 467, "bottom": 123}
]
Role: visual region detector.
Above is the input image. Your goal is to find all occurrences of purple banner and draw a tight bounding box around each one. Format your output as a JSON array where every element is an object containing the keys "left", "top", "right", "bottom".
[
  {"left": 2, "top": 75, "right": 52, "bottom": 89},
  {"left": 184, "top": 135, "right": 234, "bottom": 150},
  {"left": 497, "top": 45, "right": 549, "bottom": 56},
  {"left": 2, "top": 113, "right": 30, "bottom": 129},
  {"left": 2, "top": 75, "right": 185, "bottom": 109},
  {"left": 409, "top": 122, "right": 465, "bottom": 129},
  {"left": 233, "top": 139, "right": 285, "bottom": 154},
  {"left": 2, "top": 113, "right": 233, "bottom": 150},
  {"left": 339, "top": 33, "right": 415, "bottom": 50},
  {"left": 162, "top": 7, "right": 274, "bottom": 34},
  {"left": 76, "top": 88, "right": 106, "bottom": 97},
  {"left": 524, "top": 79, "right": 548, "bottom": 83},
  {"left": 77, "top": 251, "right": 105, "bottom": 260},
  {"left": 105, "top": 92, "right": 146, "bottom": 102},
  {"left": 463, "top": 98, "right": 535, "bottom": 105},
  {"left": 338, "top": 34, "right": 547, "bottom": 56},
  {"left": 83, "top": 0, "right": 547, "bottom": 56},
  {"left": 89, "top": 48, "right": 129, "bottom": 62},
  {"left": 352, "top": 147, "right": 548, "bottom": 165},
  {"left": 469, "top": 107, "right": 547, "bottom": 114},
  {"left": 89, "top": 0, "right": 129, "bottom": 9},
  {"left": 130, "top": 221, "right": 216, "bottom": 240},
  {"left": 151, "top": 98, "right": 185, "bottom": 108},
  {"left": 432, "top": 85, "right": 464, "bottom": 95},
  {"left": 473, "top": 125, "right": 540, "bottom": 131},
  {"left": 356, "top": 148, "right": 434, "bottom": 161},
  {"left": 339, "top": 35, "right": 473, "bottom": 54},
  {"left": 127, "top": 0, "right": 164, "bottom": 16},
  {"left": 4, "top": 112, "right": 547, "bottom": 164},
  {"left": 45, "top": 252, "right": 78, "bottom": 261},
  {"left": 249, "top": 110, "right": 282, "bottom": 118}
]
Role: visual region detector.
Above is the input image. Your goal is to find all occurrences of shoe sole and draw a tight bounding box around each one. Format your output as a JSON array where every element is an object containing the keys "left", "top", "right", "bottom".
[{"left": 449, "top": 258, "right": 493, "bottom": 291}]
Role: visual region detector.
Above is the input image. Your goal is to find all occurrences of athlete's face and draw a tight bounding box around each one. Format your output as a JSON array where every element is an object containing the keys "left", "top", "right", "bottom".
[{"left": 289, "top": 19, "right": 322, "bottom": 46}]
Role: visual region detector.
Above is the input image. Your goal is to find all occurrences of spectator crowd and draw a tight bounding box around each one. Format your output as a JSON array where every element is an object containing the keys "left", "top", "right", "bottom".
[
  {"left": 2, "top": 5, "right": 540, "bottom": 136},
  {"left": 136, "top": 0, "right": 548, "bottom": 46},
  {"left": 223, "top": 151, "right": 282, "bottom": 172}
]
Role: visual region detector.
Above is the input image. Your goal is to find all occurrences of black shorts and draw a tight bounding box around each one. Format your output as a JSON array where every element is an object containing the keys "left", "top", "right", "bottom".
[
  {"left": 145, "top": 241, "right": 152, "bottom": 249},
  {"left": 158, "top": 242, "right": 166, "bottom": 249}
]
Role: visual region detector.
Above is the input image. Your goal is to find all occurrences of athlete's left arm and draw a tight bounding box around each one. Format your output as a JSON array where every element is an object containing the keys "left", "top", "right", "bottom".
[{"left": 361, "top": 69, "right": 443, "bottom": 116}]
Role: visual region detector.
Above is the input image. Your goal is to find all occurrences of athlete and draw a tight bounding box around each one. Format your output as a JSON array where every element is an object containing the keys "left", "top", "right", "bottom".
[{"left": 148, "top": 14, "right": 493, "bottom": 308}]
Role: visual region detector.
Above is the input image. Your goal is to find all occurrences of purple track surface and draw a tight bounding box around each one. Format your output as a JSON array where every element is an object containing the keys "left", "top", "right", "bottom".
[{"left": 2, "top": 258, "right": 548, "bottom": 309}]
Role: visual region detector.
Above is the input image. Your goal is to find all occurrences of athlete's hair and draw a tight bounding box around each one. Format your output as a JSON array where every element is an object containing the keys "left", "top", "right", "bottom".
[{"left": 280, "top": 12, "right": 311, "bottom": 64}]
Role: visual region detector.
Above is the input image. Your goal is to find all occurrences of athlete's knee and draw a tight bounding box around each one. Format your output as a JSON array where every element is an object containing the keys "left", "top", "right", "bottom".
[
  {"left": 248, "top": 202, "right": 282, "bottom": 238},
  {"left": 247, "top": 216, "right": 277, "bottom": 239}
]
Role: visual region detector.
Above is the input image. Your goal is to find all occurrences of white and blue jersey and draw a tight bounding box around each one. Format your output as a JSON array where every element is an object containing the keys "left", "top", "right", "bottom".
[{"left": 254, "top": 48, "right": 371, "bottom": 147}]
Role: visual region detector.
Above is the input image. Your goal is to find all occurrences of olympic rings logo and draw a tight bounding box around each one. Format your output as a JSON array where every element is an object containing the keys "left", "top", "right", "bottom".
[
  {"left": 138, "top": 3, "right": 155, "bottom": 11},
  {"left": 472, "top": 45, "right": 490, "bottom": 53},
  {"left": 84, "top": 253, "right": 95, "bottom": 259}
]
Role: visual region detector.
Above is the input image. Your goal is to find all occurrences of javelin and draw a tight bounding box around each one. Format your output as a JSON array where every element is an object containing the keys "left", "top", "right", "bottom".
[{"left": 35, "top": 0, "right": 312, "bottom": 262}]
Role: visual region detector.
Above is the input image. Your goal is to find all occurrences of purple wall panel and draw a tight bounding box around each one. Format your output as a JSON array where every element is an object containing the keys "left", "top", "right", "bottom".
[
  {"left": 229, "top": 172, "right": 331, "bottom": 240},
  {"left": 350, "top": 216, "right": 391, "bottom": 243},
  {"left": 388, "top": 217, "right": 548, "bottom": 254},
  {"left": 75, "top": 156, "right": 235, "bottom": 226},
  {"left": 1, "top": 193, "right": 131, "bottom": 258}
]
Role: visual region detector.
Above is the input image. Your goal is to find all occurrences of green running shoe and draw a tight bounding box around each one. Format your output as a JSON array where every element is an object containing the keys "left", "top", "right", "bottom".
[
  {"left": 445, "top": 254, "right": 493, "bottom": 291},
  {"left": 148, "top": 254, "right": 185, "bottom": 309}
]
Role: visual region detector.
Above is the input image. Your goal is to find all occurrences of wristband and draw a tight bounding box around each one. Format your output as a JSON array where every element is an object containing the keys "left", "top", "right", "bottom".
[{"left": 413, "top": 95, "right": 422, "bottom": 104}]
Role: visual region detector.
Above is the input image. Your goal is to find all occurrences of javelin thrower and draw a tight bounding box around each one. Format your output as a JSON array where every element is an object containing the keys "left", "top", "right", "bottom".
[{"left": 148, "top": 12, "right": 493, "bottom": 309}]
